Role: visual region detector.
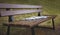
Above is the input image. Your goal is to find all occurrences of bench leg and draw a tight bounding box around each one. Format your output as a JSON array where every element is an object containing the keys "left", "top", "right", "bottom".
[
  {"left": 31, "top": 27, "right": 35, "bottom": 35},
  {"left": 7, "top": 26, "right": 10, "bottom": 35},
  {"left": 52, "top": 18, "right": 55, "bottom": 30}
]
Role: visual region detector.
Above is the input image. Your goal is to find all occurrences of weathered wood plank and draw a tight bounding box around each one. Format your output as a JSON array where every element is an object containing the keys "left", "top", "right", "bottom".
[
  {"left": 3, "top": 15, "right": 56, "bottom": 28},
  {"left": 0, "top": 3, "right": 42, "bottom": 8},
  {"left": 0, "top": 10, "right": 42, "bottom": 16}
]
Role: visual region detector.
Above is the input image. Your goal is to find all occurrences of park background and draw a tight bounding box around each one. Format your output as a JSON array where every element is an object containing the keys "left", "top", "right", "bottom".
[{"left": 0, "top": 0, "right": 60, "bottom": 35}]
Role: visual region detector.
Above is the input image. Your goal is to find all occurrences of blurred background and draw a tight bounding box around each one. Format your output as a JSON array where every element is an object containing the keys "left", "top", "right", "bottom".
[{"left": 0, "top": 0, "right": 60, "bottom": 35}]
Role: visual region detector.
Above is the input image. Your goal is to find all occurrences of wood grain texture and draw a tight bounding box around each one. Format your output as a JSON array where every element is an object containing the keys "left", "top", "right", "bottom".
[
  {"left": 3, "top": 15, "right": 56, "bottom": 28},
  {"left": 0, "top": 9, "right": 42, "bottom": 16},
  {"left": 0, "top": 3, "right": 42, "bottom": 8}
]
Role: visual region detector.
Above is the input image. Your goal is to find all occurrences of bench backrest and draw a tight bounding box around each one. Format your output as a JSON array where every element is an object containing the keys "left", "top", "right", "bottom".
[
  {"left": 0, "top": 3, "right": 42, "bottom": 16},
  {"left": 0, "top": 3, "right": 42, "bottom": 8}
]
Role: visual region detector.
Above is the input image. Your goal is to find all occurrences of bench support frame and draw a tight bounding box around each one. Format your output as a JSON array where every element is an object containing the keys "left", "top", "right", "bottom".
[
  {"left": 6, "top": 8, "right": 13, "bottom": 35},
  {"left": 52, "top": 18, "right": 55, "bottom": 30},
  {"left": 31, "top": 27, "right": 35, "bottom": 35}
]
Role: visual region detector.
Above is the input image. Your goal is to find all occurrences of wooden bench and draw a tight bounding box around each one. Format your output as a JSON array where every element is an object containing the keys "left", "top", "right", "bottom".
[{"left": 0, "top": 3, "right": 56, "bottom": 35}]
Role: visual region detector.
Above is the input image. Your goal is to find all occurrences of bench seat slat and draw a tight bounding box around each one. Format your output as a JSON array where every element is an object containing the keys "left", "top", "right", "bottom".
[
  {"left": 3, "top": 16, "right": 48, "bottom": 27},
  {"left": 3, "top": 15, "right": 56, "bottom": 28},
  {"left": 0, "top": 3, "right": 42, "bottom": 8},
  {"left": 1, "top": 10, "right": 42, "bottom": 16}
]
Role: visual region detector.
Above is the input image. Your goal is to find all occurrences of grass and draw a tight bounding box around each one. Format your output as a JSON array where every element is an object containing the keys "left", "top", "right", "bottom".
[{"left": 0, "top": 0, "right": 60, "bottom": 35}]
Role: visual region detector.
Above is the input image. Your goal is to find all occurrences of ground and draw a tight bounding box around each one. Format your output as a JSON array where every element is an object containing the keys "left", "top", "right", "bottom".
[{"left": 1, "top": 24, "right": 60, "bottom": 35}]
